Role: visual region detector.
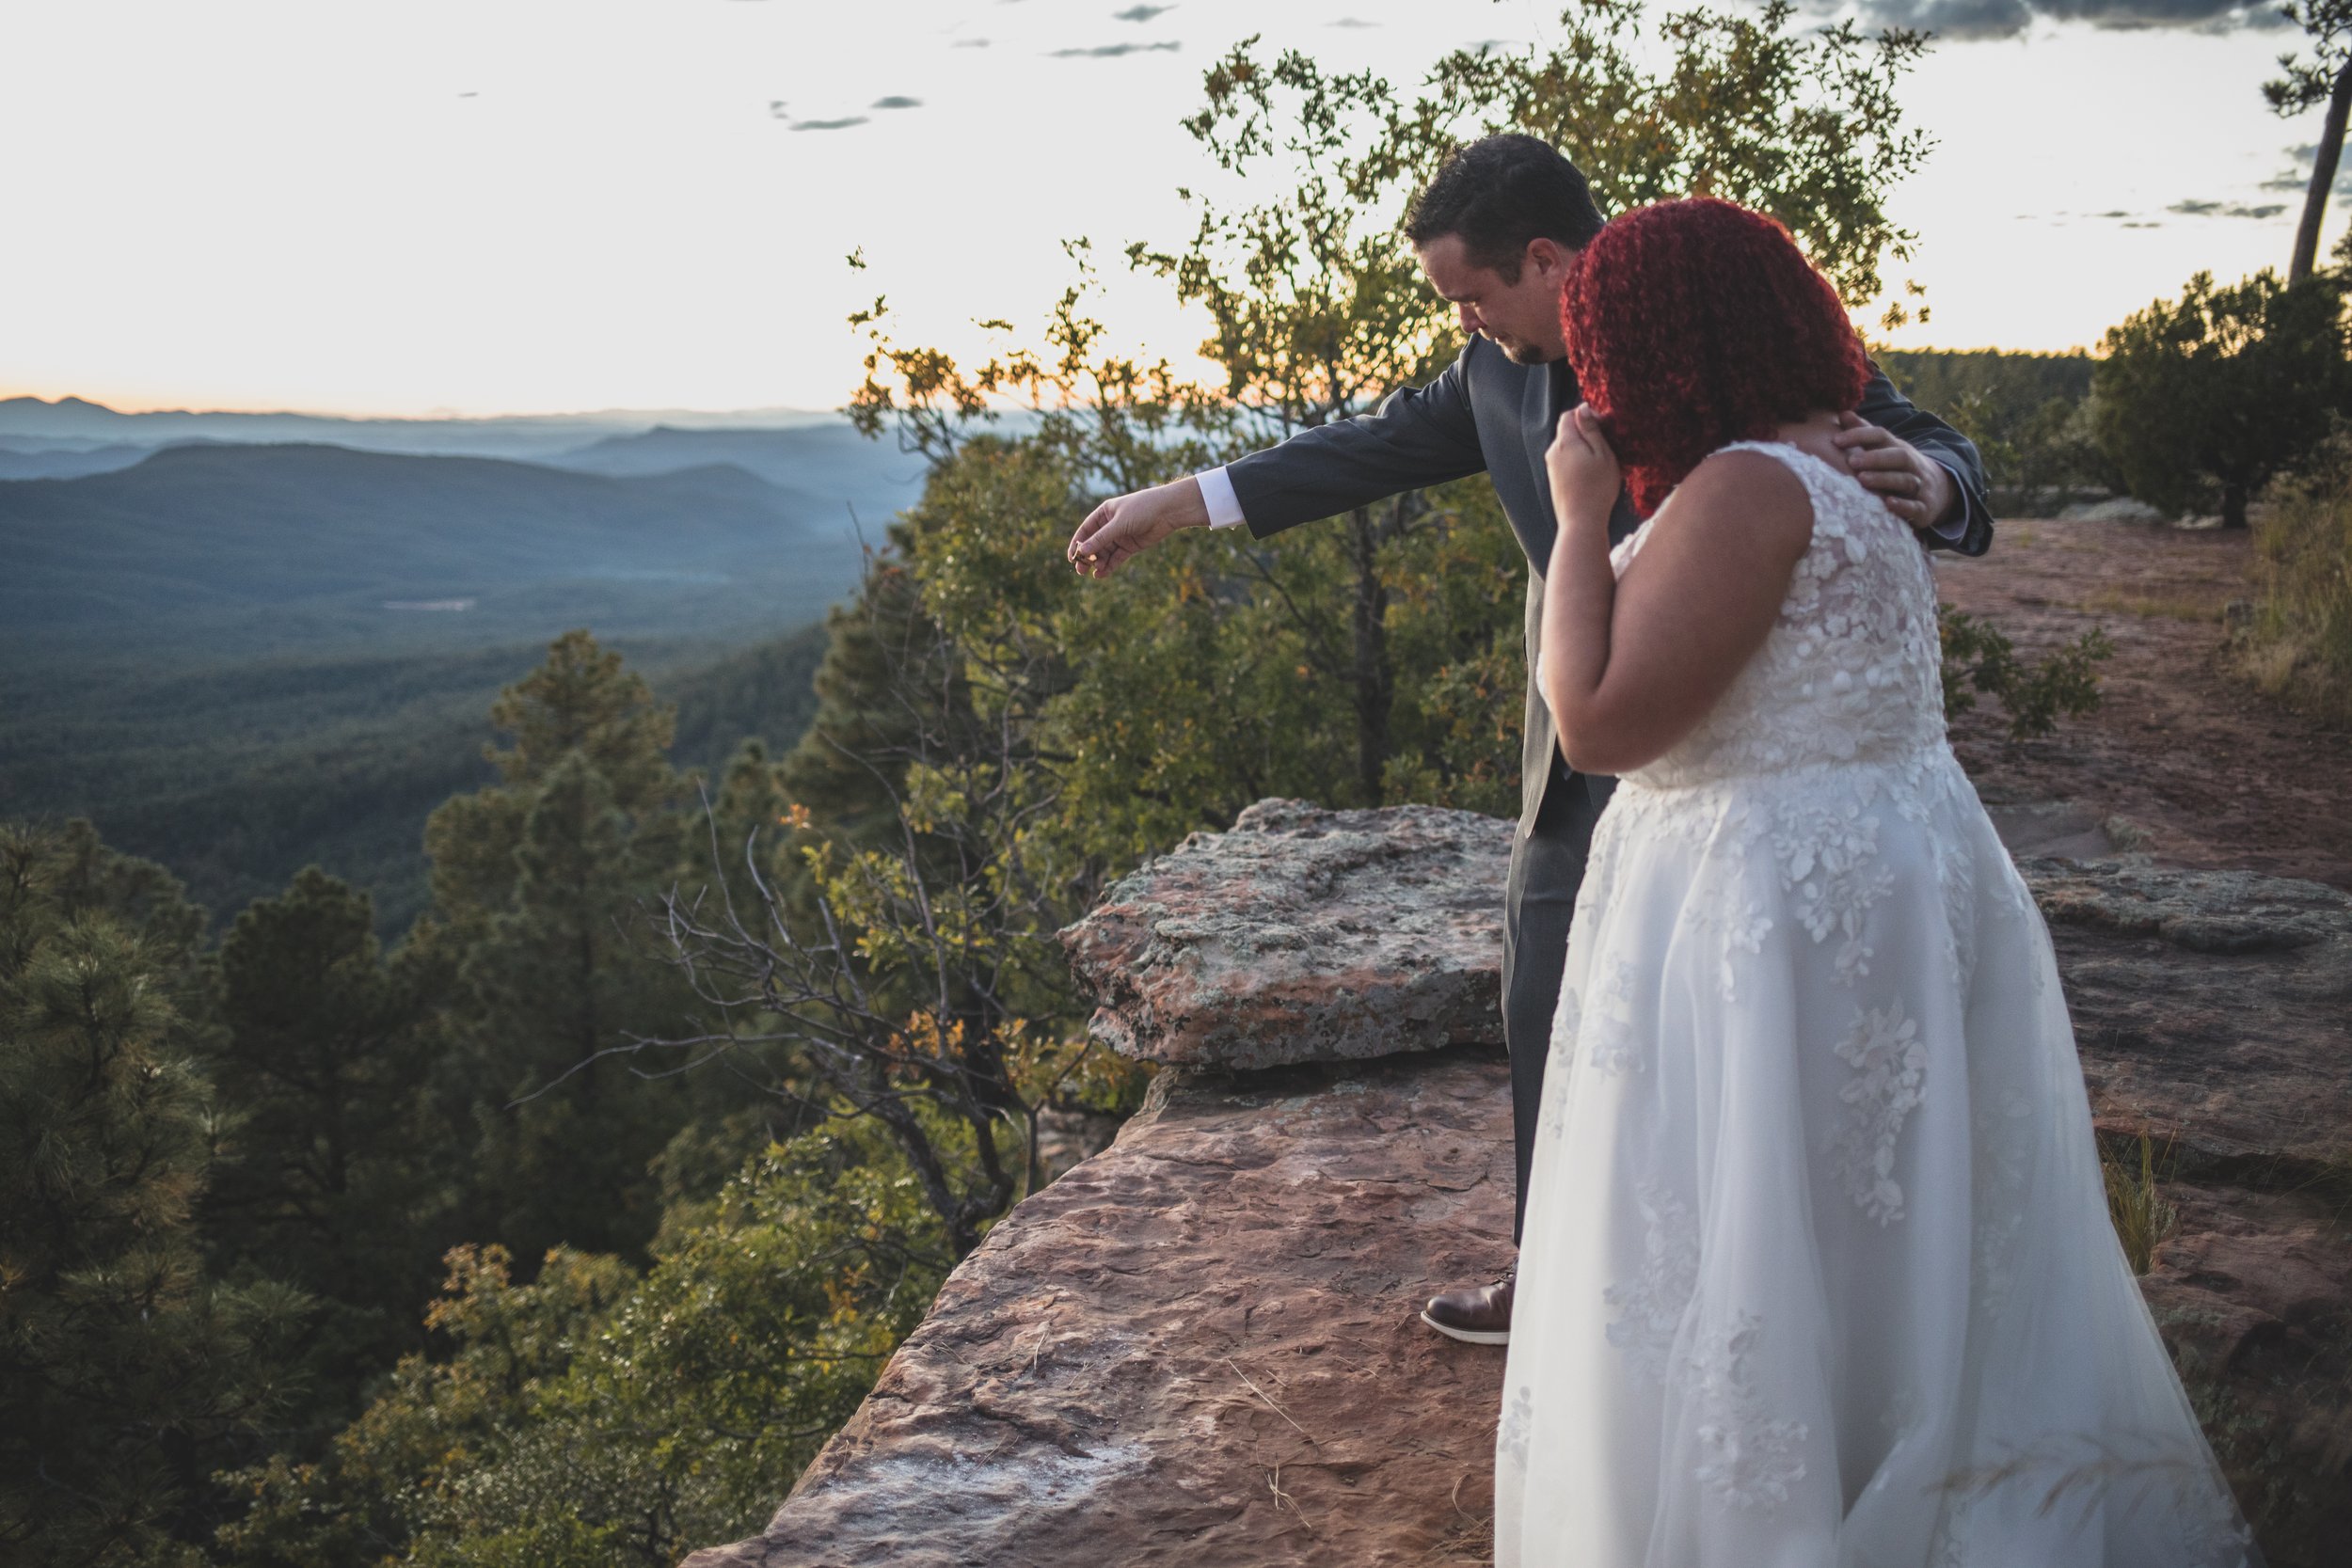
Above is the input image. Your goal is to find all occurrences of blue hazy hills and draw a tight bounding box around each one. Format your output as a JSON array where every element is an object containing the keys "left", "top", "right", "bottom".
[
  {"left": 0, "top": 399, "right": 931, "bottom": 931},
  {"left": 0, "top": 412, "right": 928, "bottom": 657}
]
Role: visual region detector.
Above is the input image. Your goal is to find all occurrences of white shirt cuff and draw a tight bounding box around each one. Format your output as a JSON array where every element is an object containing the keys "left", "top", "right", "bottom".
[
  {"left": 1195, "top": 466, "right": 1247, "bottom": 530},
  {"left": 1926, "top": 459, "right": 1969, "bottom": 543}
]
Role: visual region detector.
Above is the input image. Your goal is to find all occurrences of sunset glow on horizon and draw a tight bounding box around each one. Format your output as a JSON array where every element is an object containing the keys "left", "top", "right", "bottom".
[{"left": 4, "top": 0, "right": 2339, "bottom": 420}]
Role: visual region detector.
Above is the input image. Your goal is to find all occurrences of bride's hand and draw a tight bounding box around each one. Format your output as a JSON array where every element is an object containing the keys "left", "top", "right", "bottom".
[{"left": 1546, "top": 404, "right": 1621, "bottom": 529}]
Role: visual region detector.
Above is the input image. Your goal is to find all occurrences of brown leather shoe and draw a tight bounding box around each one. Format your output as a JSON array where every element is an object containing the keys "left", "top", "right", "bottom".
[{"left": 1421, "top": 1268, "right": 1513, "bottom": 1345}]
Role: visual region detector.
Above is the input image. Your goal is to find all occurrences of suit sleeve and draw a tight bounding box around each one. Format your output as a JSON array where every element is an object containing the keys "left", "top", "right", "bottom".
[
  {"left": 1857, "top": 362, "right": 1994, "bottom": 558},
  {"left": 1225, "top": 341, "right": 1490, "bottom": 539}
]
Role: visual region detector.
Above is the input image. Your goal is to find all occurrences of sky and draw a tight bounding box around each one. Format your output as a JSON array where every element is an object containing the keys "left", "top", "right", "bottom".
[{"left": 1, "top": 0, "right": 2340, "bottom": 419}]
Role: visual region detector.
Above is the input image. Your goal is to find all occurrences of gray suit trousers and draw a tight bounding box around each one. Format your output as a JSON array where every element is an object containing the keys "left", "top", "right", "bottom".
[{"left": 1501, "top": 767, "right": 1617, "bottom": 1245}]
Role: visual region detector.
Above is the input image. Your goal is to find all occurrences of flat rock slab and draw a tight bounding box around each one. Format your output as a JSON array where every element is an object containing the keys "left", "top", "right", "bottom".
[
  {"left": 2024, "top": 856, "right": 2352, "bottom": 1174},
  {"left": 1059, "top": 800, "right": 1516, "bottom": 1069},
  {"left": 679, "top": 1046, "right": 1517, "bottom": 1568}
]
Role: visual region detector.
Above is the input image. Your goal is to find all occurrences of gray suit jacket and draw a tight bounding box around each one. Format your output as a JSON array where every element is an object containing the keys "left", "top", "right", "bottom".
[{"left": 1226, "top": 337, "right": 1993, "bottom": 836}]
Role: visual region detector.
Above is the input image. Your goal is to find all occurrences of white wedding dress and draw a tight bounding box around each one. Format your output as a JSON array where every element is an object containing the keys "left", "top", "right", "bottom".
[{"left": 1494, "top": 442, "right": 2258, "bottom": 1567}]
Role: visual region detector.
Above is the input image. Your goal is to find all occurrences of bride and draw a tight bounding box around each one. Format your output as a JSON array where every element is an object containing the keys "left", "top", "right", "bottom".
[{"left": 1495, "top": 197, "right": 2258, "bottom": 1567}]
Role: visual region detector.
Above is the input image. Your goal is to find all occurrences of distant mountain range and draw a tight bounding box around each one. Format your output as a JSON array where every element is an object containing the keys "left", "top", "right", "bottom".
[
  {"left": 0, "top": 397, "right": 938, "bottom": 933},
  {"left": 534, "top": 422, "right": 922, "bottom": 531},
  {"left": 0, "top": 438, "right": 921, "bottom": 659},
  {"left": 0, "top": 394, "right": 846, "bottom": 460}
]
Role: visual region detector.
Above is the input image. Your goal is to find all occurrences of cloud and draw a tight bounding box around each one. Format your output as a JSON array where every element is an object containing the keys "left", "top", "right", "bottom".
[
  {"left": 952, "top": 38, "right": 992, "bottom": 47},
  {"left": 790, "top": 116, "right": 869, "bottom": 131},
  {"left": 2260, "top": 143, "right": 2352, "bottom": 198},
  {"left": 1328, "top": 15, "right": 1379, "bottom": 24},
  {"left": 1050, "top": 40, "right": 1181, "bottom": 55},
  {"left": 2168, "top": 198, "right": 2290, "bottom": 218},
  {"left": 1840, "top": 0, "right": 2290, "bottom": 41},
  {"left": 1113, "top": 3, "right": 1176, "bottom": 17},
  {"left": 871, "top": 95, "right": 922, "bottom": 109}
]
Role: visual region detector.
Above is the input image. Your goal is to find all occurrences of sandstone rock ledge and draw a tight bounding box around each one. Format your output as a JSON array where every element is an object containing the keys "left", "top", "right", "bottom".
[
  {"left": 683, "top": 1048, "right": 1517, "bottom": 1568},
  {"left": 1061, "top": 799, "right": 1515, "bottom": 1070},
  {"left": 682, "top": 800, "right": 2352, "bottom": 1568}
]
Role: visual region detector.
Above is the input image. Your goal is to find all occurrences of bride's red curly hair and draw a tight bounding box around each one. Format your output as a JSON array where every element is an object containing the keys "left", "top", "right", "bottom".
[{"left": 1561, "top": 198, "right": 1869, "bottom": 517}]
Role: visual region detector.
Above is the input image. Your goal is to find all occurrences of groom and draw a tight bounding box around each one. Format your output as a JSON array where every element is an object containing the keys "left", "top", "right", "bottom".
[{"left": 1065, "top": 134, "right": 1992, "bottom": 1344}]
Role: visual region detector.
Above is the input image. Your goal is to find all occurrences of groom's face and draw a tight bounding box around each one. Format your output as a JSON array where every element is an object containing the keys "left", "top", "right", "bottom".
[{"left": 1416, "top": 232, "right": 1579, "bottom": 365}]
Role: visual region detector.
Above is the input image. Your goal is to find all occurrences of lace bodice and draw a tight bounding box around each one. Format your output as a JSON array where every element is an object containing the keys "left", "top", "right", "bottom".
[{"left": 1610, "top": 440, "right": 1947, "bottom": 790}]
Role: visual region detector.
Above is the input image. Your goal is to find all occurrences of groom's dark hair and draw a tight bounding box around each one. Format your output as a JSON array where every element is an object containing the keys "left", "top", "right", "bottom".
[{"left": 1406, "top": 134, "right": 1607, "bottom": 281}]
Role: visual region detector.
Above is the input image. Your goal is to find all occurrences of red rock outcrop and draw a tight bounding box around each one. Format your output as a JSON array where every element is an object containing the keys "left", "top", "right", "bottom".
[
  {"left": 681, "top": 1048, "right": 1516, "bottom": 1568},
  {"left": 681, "top": 801, "right": 2351, "bottom": 1568},
  {"left": 1058, "top": 799, "right": 1514, "bottom": 1069}
]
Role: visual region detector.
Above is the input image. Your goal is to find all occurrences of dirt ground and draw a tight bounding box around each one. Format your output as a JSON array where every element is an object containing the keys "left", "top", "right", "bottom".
[{"left": 1931, "top": 515, "right": 2352, "bottom": 892}]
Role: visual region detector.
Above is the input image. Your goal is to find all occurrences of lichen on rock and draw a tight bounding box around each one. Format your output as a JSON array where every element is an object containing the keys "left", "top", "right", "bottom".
[{"left": 1057, "top": 799, "right": 1515, "bottom": 1070}]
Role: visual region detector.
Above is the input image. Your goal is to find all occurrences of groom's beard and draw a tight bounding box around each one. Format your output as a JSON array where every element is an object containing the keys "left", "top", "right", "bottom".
[{"left": 1489, "top": 333, "right": 1565, "bottom": 366}]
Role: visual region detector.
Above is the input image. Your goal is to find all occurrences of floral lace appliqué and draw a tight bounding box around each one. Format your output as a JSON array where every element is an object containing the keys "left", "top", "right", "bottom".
[
  {"left": 1774, "top": 797, "right": 1895, "bottom": 984},
  {"left": 1585, "top": 956, "right": 1645, "bottom": 1073},
  {"left": 1603, "top": 1180, "right": 1699, "bottom": 1383},
  {"left": 1685, "top": 1311, "right": 1809, "bottom": 1511},
  {"left": 1498, "top": 1382, "right": 1534, "bottom": 1471},
  {"left": 1828, "top": 1000, "right": 1928, "bottom": 1224},
  {"left": 1616, "top": 441, "right": 1949, "bottom": 795}
]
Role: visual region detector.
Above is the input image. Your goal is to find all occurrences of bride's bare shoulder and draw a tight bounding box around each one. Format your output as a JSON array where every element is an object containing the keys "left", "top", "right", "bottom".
[{"left": 1651, "top": 446, "right": 1815, "bottom": 562}]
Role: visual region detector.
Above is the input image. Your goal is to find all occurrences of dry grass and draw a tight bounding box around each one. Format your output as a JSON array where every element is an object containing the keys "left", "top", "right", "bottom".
[
  {"left": 2082, "top": 589, "right": 2227, "bottom": 623},
  {"left": 1265, "top": 1465, "right": 1317, "bottom": 1533},
  {"left": 1223, "top": 1355, "right": 1319, "bottom": 1446},
  {"left": 2103, "top": 1132, "right": 2180, "bottom": 1275},
  {"left": 2241, "top": 433, "right": 2352, "bottom": 722},
  {"left": 1416, "top": 1476, "right": 1496, "bottom": 1566}
]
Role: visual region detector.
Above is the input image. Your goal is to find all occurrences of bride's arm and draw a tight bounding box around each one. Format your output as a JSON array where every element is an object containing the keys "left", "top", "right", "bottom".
[{"left": 1537, "top": 411, "right": 1814, "bottom": 776}]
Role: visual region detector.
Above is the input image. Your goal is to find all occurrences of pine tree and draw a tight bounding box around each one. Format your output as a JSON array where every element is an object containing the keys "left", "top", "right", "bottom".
[
  {"left": 204, "top": 866, "right": 449, "bottom": 1433},
  {"left": 0, "top": 822, "right": 305, "bottom": 1566},
  {"left": 418, "top": 633, "right": 701, "bottom": 1267},
  {"left": 776, "top": 531, "right": 965, "bottom": 845}
]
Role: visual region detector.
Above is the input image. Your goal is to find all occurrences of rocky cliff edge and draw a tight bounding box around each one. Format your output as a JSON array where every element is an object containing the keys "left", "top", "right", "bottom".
[{"left": 682, "top": 799, "right": 2351, "bottom": 1568}]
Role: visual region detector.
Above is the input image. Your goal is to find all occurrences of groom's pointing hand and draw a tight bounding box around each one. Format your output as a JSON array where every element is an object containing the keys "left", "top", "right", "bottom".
[{"left": 1066, "top": 477, "right": 1210, "bottom": 579}]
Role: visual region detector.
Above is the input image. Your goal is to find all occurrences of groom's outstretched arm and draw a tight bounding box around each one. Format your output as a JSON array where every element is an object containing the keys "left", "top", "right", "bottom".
[
  {"left": 1067, "top": 341, "right": 1489, "bottom": 576},
  {"left": 1221, "top": 341, "right": 1489, "bottom": 539},
  {"left": 1851, "top": 364, "right": 1995, "bottom": 558}
]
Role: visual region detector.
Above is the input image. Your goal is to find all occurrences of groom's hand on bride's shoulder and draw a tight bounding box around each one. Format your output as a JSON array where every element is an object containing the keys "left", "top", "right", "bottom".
[
  {"left": 1832, "top": 411, "right": 1956, "bottom": 530},
  {"left": 1065, "top": 478, "right": 1210, "bottom": 579}
]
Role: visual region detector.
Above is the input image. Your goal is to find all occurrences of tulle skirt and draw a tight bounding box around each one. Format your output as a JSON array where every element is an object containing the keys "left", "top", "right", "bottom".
[{"left": 1493, "top": 747, "right": 2257, "bottom": 1568}]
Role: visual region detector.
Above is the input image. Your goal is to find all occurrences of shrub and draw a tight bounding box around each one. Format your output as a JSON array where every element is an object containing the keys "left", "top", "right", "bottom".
[
  {"left": 1937, "top": 606, "right": 2114, "bottom": 740},
  {"left": 2241, "top": 424, "right": 2352, "bottom": 720},
  {"left": 2090, "top": 269, "right": 2349, "bottom": 529}
]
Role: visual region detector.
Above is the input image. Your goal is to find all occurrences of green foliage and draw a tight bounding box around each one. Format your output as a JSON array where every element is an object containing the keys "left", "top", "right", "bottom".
[
  {"left": 2091, "top": 268, "right": 2352, "bottom": 529},
  {"left": 203, "top": 866, "right": 453, "bottom": 1434},
  {"left": 3, "top": 639, "right": 923, "bottom": 1567},
  {"left": 0, "top": 822, "right": 307, "bottom": 1568},
  {"left": 654, "top": 527, "right": 1144, "bottom": 1255},
  {"left": 1936, "top": 606, "right": 2113, "bottom": 742},
  {"left": 418, "top": 631, "right": 707, "bottom": 1267},
  {"left": 1873, "top": 350, "right": 2111, "bottom": 513},
  {"left": 1399, "top": 0, "right": 1934, "bottom": 318},
  {"left": 777, "top": 541, "right": 970, "bottom": 848},
  {"left": 216, "top": 1119, "right": 946, "bottom": 1568},
  {"left": 0, "top": 627, "right": 830, "bottom": 942},
  {"left": 2100, "top": 1132, "right": 2178, "bottom": 1276},
  {"left": 214, "top": 1243, "right": 639, "bottom": 1568},
  {"left": 2242, "top": 423, "right": 2352, "bottom": 719},
  {"left": 850, "top": 0, "right": 1940, "bottom": 846}
]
